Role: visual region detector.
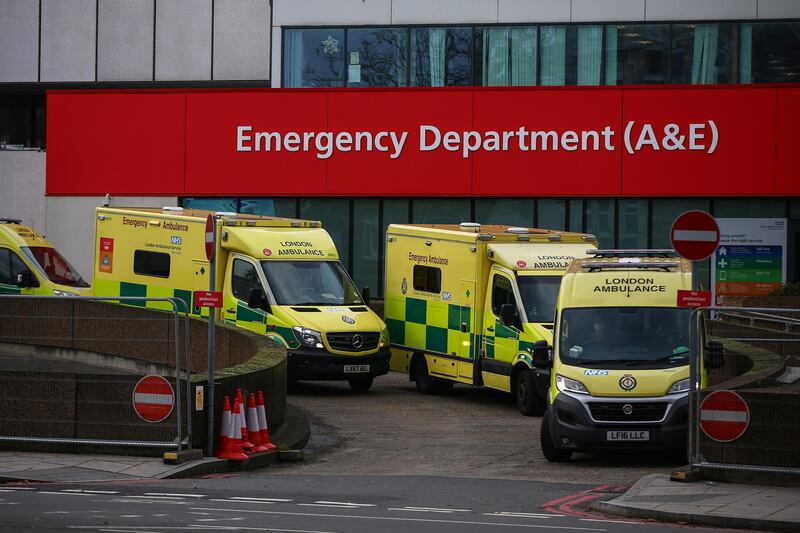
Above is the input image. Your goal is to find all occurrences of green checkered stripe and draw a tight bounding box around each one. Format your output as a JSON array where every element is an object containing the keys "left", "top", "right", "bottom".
[
  {"left": 384, "top": 296, "right": 475, "bottom": 358},
  {"left": 95, "top": 278, "right": 195, "bottom": 314},
  {"left": 483, "top": 321, "right": 534, "bottom": 360}
]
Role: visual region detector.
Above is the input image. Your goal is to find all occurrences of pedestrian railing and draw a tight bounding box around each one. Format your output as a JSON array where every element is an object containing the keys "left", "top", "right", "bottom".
[
  {"left": 0, "top": 295, "right": 191, "bottom": 450},
  {"left": 689, "top": 306, "right": 800, "bottom": 477}
]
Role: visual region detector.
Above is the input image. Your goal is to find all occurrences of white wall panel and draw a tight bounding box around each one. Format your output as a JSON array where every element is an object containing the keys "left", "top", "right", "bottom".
[
  {"left": 0, "top": 151, "right": 45, "bottom": 233},
  {"left": 0, "top": 0, "right": 39, "bottom": 82},
  {"left": 155, "top": 0, "right": 212, "bottom": 81},
  {"left": 274, "top": 0, "right": 390, "bottom": 26},
  {"left": 98, "top": 0, "right": 154, "bottom": 81},
  {"left": 572, "top": 0, "right": 645, "bottom": 22},
  {"left": 45, "top": 196, "right": 178, "bottom": 284},
  {"left": 213, "top": 0, "right": 270, "bottom": 80},
  {"left": 498, "top": 0, "right": 570, "bottom": 23},
  {"left": 40, "top": 0, "right": 96, "bottom": 82},
  {"left": 645, "top": 0, "right": 757, "bottom": 21},
  {"left": 758, "top": 0, "right": 800, "bottom": 19},
  {"left": 392, "top": 0, "right": 497, "bottom": 24}
]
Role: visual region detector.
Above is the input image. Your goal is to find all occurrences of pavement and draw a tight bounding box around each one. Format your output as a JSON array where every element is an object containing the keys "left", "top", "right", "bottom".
[{"left": 593, "top": 473, "right": 800, "bottom": 532}]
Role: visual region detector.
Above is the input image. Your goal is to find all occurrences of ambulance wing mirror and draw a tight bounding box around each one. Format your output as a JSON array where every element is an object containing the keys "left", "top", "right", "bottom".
[
  {"left": 703, "top": 340, "right": 725, "bottom": 370},
  {"left": 361, "top": 286, "right": 370, "bottom": 305},
  {"left": 16, "top": 270, "right": 39, "bottom": 288},
  {"left": 531, "top": 339, "right": 552, "bottom": 369},
  {"left": 500, "top": 303, "right": 516, "bottom": 326},
  {"left": 248, "top": 288, "right": 271, "bottom": 314}
]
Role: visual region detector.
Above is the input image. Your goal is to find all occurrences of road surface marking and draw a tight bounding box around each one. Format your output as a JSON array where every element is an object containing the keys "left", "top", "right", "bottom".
[
  {"left": 38, "top": 491, "right": 91, "bottom": 496},
  {"left": 63, "top": 489, "right": 120, "bottom": 495},
  {"left": 485, "top": 512, "right": 562, "bottom": 519},
  {"left": 125, "top": 495, "right": 187, "bottom": 500},
  {"left": 144, "top": 493, "right": 206, "bottom": 498},
  {"left": 388, "top": 506, "right": 470, "bottom": 513},
  {"left": 313, "top": 501, "right": 375, "bottom": 507},
  {"left": 70, "top": 525, "right": 340, "bottom": 533},
  {"left": 229, "top": 497, "right": 292, "bottom": 502},
  {"left": 580, "top": 519, "right": 641, "bottom": 525},
  {"left": 188, "top": 506, "right": 607, "bottom": 531}
]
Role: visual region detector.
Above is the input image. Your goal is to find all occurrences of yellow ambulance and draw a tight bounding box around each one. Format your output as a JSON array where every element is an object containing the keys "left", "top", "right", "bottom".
[
  {"left": 0, "top": 218, "right": 90, "bottom": 296},
  {"left": 93, "top": 207, "right": 389, "bottom": 391},
  {"left": 538, "top": 250, "right": 693, "bottom": 461},
  {"left": 384, "top": 223, "right": 598, "bottom": 415}
]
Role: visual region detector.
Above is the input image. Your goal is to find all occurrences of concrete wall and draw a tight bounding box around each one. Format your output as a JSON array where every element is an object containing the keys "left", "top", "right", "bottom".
[
  {"left": 0, "top": 150, "right": 46, "bottom": 232},
  {"left": 0, "top": 0, "right": 272, "bottom": 83},
  {"left": 271, "top": 0, "right": 800, "bottom": 85},
  {"left": 45, "top": 196, "right": 178, "bottom": 284}
]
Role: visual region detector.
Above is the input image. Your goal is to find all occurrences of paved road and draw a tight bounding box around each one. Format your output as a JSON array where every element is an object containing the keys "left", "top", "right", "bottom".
[
  {"left": 276, "top": 371, "right": 684, "bottom": 485},
  {"left": 0, "top": 476, "right": 730, "bottom": 533}
]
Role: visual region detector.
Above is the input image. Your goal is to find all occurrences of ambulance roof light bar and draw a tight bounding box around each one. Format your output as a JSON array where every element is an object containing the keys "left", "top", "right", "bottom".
[
  {"left": 0, "top": 218, "right": 22, "bottom": 224},
  {"left": 588, "top": 249, "right": 677, "bottom": 258},
  {"left": 460, "top": 222, "right": 481, "bottom": 232},
  {"left": 580, "top": 260, "right": 680, "bottom": 271}
]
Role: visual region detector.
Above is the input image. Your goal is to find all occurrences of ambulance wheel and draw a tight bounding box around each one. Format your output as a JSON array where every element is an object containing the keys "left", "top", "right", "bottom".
[
  {"left": 413, "top": 356, "right": 453, "bottom": 395},
  {"left": 540, "top": 411, "right": 572, "bottom": 463},
  {"left": 348, "top": 376, "right": 373, "bottom": 392},
  {"left": 515, "top": 369, "right": 545, "bottom": 416}
]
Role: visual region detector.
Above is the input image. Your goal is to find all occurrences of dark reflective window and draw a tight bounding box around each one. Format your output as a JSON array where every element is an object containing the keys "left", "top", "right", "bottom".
[
  {"left": 745, "top": 22, "right": 800, "bottom": 83},
  {"left": 411, "top": 27, "right": 473, "bottom": 86},
  {"left": 0, "top": 95, "right": 46, "bottom": 148},
  {"left": 607, "top": 25, "right": 669, "bottom": 84},
  {"left": 284, "top": 28, "right": 345, "bottom": 87},
  {"left": 539, "top": 26, "right": 578, "bottom": 85},
  {"left": 346, "top": 28, "right": 409, "bottom": 87},
  {"left": 672, "top": 24, "right": 735, "bottom": 84},
  {"left": 476, "top": 26, "right": 538, "bottom": 86}
]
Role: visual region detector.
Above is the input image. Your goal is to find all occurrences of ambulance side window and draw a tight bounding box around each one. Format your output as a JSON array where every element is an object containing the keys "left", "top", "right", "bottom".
[
  {"left": 491, "top": 274, "right": 521, "bottom": 328},
  {"left": 413, "top": 265, "right": 441, "bottom": 293},
  {"left": 0, "top": 248, "right": 30, "bottom": 285},
  {"left": 133, "top": 250, "right": 170, "bottom": 278},
  {"left": 232, "top": 259, "right": 261, "bottom": 303}
]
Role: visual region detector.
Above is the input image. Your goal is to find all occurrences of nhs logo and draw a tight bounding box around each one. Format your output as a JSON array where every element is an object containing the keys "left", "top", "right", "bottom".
[{"left": 170, "top": 236, "right": 183, "bottom": 245}]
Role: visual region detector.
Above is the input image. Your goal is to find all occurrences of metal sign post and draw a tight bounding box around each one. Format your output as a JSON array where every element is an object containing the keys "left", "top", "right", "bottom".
[{"left": 205, "top": 215, "right": 216, "bottom": 456}]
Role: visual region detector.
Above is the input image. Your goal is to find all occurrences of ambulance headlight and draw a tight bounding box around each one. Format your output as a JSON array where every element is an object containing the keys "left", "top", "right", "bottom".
[
  {"left": 556, "top": 375, "right": 589, "bottom": 395},
  {"left": 668, "top": 378, "right": 690, "bottom": 395},
  {"left": 292, "top": 327, "right": 324, "bottom": 349},
  {"left": 379, "top": 328, "right": 389, "bottom": 348},
  {"left": 52, "top": 290, "right": 77, "bottom": 297}
]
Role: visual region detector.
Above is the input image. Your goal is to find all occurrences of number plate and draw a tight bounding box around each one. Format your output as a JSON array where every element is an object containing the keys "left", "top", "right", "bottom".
[
  {"left": 344, "top": 364, "right": 370, "bottom": 373},
  {"left": 607, "top": 430, "right": 650, "bottom": 441}
]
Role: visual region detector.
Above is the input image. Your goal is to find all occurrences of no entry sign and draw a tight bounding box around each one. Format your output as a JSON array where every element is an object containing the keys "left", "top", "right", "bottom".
[
  {"left": 699, "top": 390, "right": 750, "bottom": 442},
  {"left": 132, "top": 375, "right": 175, "bottom": 423},
  {"left": 671, "top": 211, "right": 720, "bottom": 261}
]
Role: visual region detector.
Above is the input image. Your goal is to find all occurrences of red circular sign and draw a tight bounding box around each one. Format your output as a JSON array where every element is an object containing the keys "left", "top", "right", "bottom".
[
  {"left": 132, "top": 375, "right": 174, "bottom": 423},
  {"left": 263, "top": 248, "right": 272, "bottom": 257},
  {"left": 670, "top": 210, "right": 720, "bottom": 261},
  {"left": 204, "top": 215, "right": 215, "bottom": 261},
  {"left": 699, "top": 390, "right": 750, "bottom": 442}
]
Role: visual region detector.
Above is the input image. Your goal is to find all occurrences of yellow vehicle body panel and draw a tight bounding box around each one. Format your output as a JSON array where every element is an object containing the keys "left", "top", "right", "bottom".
[{"left": 0, "top": 220, "right": 90, "bottom": 296}]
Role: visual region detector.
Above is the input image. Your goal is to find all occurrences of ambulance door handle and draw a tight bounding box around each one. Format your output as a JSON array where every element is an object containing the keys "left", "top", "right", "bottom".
[
  {"left": 225, "top": 308, "right": 236, "bottom": 314},
  {"left": 487, "top": 326, "right": 494, "bottom": 332},
  {"left": 460, "top": 322, "right": 468, "bottom": 333}
]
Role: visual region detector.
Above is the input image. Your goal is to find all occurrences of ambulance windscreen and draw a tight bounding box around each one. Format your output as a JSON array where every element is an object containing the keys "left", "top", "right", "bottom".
[
  {"left": 261, "top": 260, "right": 362, "bottom": 306},
  {"left": 517, "top": 276, "right": 561, "bottom": 323},
  {"left": 22, "top": 246, "right": 89, "bottom": 287},
  {"left": 559, "top": 307, "right": 692, "bottom": 369}
]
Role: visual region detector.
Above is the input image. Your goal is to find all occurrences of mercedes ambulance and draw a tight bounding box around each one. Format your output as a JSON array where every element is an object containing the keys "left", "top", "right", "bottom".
[
  {"left": 384, "top": 223, "right": 598, "bottom": 415},
  {"left": 93, "top": 207, "right": 389, "bottom": 391},
  {"left": 538, "top": 250, "right": 694, "bottom": 461},
  {"left": 0, "top": 218, "right": 90, "bottom": 296}
]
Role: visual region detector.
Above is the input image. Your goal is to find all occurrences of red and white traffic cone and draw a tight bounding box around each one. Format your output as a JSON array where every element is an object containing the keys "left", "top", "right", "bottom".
[
  {"left": 216, "top": 395, "right": 233, "bottom": 459},
  {"left": 225, "top": 398, "right": 248, "bottom": 461},
  {"left": 246, "top": 393, "right": 268, "bottom": 452},
  {"left": 236, "top": 388, "right": 254, "bottom": 452},
  {"left": 257, "top": 390, "right": 278, "bottom": 451}
]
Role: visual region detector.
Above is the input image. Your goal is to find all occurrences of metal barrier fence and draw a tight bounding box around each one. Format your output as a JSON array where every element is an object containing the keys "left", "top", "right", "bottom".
[
  {"left": 0, "top": 295, "right": 191, "bottom": 450},
  {"left": 689, "top": 306, "right": 800, "bottom": 477}
]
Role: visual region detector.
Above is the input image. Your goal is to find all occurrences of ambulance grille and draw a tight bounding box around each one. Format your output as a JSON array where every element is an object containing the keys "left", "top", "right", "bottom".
[
  {"left": 588, "top": 402, "right": 668, "bottom": 422},
  {"left": 326, "top": 332, "right": 380, "bottom": 352}
]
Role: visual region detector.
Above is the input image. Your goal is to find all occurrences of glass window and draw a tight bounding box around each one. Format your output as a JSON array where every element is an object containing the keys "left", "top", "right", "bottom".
[
  {"left": 672, "top": 24, "right": 735, "bottom": 84},
  {"left": 744, "top": 22, "right": 800, "bottom": 83},
  {"left": 607, "top": 25, "right": 669, "bottom": 85},
  {"left": 284, "top": 28, "right": 345, "bottom": 88},
  {"left": 569, "top": 199, "right": 584, "bottom": 233},
  {"left": 21, "top": 246, "right": 88, "bottom": 287},
  {"left": 182, "top": 197, "right": 237, "bottom": 213},
  {"left": 413, "top": 265, "right": 441, "bottom": 293},
  {"left": 0, "top": 95, "right": 46, "bottom": 148},
  {"left": 346, "top": 28, "right": 409, "bottom": 87},
  {"left": 517, "top": 275, "right": 561, "bottom": 323},
  {"left": 412, "top": 198, "right": 470, "bottom": 224},
  {"left": 475, "top": 198, "right": 533, "bottom": 227},
  {"left": 577, "top": 26, "right": 603, "bottom": 85},
  {"left": 491, "top": 274, "right": 515, "bottom": 316},
  {"left": 232, "top": 259, "right": 260, "bottom": 302},
  {"left": 299, "top": 198, "right": 350, "bottom": 270},
  {"left": 618, "top": 199, "right": 648, "bottom": 249},
  {"left": 411, "top": 27, "right": 473, "bottom": 86},
  {"left": 133, "top": 250, "right": 170, "bottom": 278},
  {"left": 0, "top": 248, "right": 30, "bottom": 286},
  {"left": 262, "top": 261, "right": 362, "bottom": 305},
  {"left": 537, "top": 199, "right": 566, "bottom": 230},
  {"left": 239, "top": 198, "right": 297, "bottom": 218},
  {"left": 651, "top": 199, "right": 711, "bottom": 248},
  {"left": 352, "top": 199, "right": 379, "bottom": 295},
  {"left": 476, "top": 26, "right": 537, "bottom": 86},
  {"left": 585, "top": 199, "right": 615, "bottom": 248},
  {"left": 712, "top": 199, "right": 787, "bottom": 219},
  {"left": 539, "top": 26, "right": 576, "bottom": 85}
]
